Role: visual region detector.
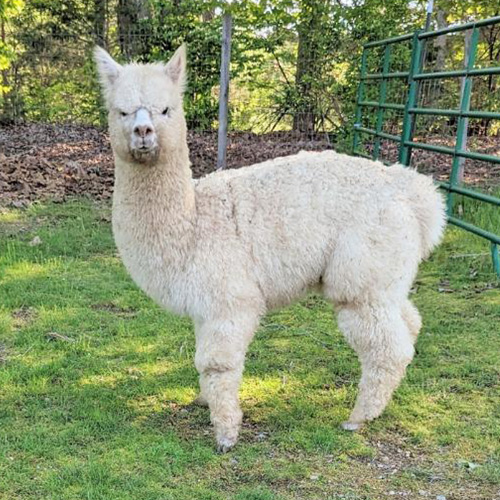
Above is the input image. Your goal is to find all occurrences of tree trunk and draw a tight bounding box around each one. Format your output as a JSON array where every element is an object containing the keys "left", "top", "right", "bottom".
[
  {"left": 117, "top": 0, "right": 150, "bottom": 59},
  {"left": 202, "top": 8, "right": 215, "bottom": 23},
  {"left": 293, "top": 0, "right": 323, "bottom": 134},
  {"left": 293, "top": 30, "right": 315, "bottom": 133},
  {"left": 435, "top": 10, "right": 448, "bottom": 71},
  {"left": 482, "top": 24, "right": 500, "bottom": 135},
  {"left": 94, "top": 0, "right": 108, "bottom": 48},
  {"left": 117, "top": 0, "right": 136, "bottom": 59},
  {"left": 0, "top": 16, "right": 11, "bottom": 123}
]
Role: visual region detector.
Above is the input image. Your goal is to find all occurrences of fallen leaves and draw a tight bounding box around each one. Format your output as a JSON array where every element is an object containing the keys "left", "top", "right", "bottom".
[
  {"left": 0, "top": 123, "right": 114, "bottom": 205},
  {"left": 2, "top": 123, "right": 499, "bottom": 208},
  {"left": 0, "top": 123, "right": 332, "bottom": 206},
  {"left": 364, "top": 136, "right": 500, "bottom": 185}
]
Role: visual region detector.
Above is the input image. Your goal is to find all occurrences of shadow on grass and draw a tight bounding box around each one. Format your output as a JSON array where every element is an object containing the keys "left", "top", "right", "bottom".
[{"left": 1, "top": 199, "right": 500, "bottom": 499}]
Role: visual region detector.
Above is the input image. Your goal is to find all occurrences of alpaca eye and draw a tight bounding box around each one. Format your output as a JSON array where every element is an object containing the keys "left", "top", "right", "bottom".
[
  {"left": 162, "top": 107, "right": 169, "bottom": 116},
  {"left": 120, "top": 111, "right": 128, "bottom": 117}
]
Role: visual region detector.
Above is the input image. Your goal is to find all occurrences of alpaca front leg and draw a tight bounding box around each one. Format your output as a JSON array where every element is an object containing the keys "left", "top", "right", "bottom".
[
  {"left": 199, "top": 367, "right": 244, "bottom": 452},
  {"left": 194, "top": 316, "right": 258, "bottom": 452}
]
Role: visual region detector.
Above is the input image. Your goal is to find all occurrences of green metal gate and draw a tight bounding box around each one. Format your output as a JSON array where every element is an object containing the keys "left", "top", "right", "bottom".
[{"left": 352, "top": 16, "right": 500, "bottom": 277}]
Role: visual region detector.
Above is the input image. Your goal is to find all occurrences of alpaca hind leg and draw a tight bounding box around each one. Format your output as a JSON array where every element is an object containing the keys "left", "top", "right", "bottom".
[
  {"left": 337, "top": 303, "right": 414, "bottom": 430},
  {"left": 195, "top": 315, "right": 258, "bottom": 452},
  {"left": 199, "top": 366, "right": 244, "bottom": 452}
]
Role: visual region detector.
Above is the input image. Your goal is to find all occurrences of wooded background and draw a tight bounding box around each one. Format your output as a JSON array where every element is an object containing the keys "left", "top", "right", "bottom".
[{"left": 1, "top": 0, "right": 499, "bottom": 147}]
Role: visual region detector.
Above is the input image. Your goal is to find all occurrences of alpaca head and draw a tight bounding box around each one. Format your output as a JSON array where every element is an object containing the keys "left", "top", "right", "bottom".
[{"left": 94, "top": 45, "right": 187, "bottom": 165}]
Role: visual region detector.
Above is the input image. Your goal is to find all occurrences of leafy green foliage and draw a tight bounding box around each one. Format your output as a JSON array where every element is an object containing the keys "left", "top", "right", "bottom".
[
  {"left": 1, "top": 0, "right": 499, "bottom": 137},
  {"left": 0, "top": 0, "right": 24, "bottom": 97}
]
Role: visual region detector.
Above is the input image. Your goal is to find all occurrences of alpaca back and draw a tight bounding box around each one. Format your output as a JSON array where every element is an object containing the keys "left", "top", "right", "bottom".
[{"left": 193, "top": 150, "right": 444, "bottom": 308}]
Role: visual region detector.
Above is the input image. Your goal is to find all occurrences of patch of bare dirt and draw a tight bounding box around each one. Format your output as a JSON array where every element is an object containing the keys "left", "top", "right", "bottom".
[
  {"left": 0, "top": 343, "right": 7, "bottom": 363},
  {"left": 361, "top": 436, "right": 497, "bottom": 500},
  {"left": 12, "top": 306, "right": 38, "bottom": 328},
  {"left": 91, "top": 302, "right": 138, "bottom": 317}
]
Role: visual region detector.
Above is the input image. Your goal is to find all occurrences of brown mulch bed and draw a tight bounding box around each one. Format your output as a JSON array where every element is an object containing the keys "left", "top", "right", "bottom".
[
  {"left": 0, "top": 123, "right": 332, "bottom": 206},
  {"left": 377, "top": 136, "right": 500, "bottom": 187},
  {"left": 1, "top": 123, "right": 499, "bottom": 207}
]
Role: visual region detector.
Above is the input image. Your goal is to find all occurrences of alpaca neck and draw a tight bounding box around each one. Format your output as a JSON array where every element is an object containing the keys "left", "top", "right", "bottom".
[{"left": 112, "top": 143, "right": 196, "bottom": 246}]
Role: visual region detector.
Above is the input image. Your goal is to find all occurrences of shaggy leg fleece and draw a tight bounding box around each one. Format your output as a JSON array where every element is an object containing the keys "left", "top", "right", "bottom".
[
  {"left": 402, "top": 299, "right": 422, "bottom": 343},
  {"left": 195, "top": 315, "right": 259, "bottom": 451},
  {"left": 337, "top": 302, "right": 415, "bottom": 429}
]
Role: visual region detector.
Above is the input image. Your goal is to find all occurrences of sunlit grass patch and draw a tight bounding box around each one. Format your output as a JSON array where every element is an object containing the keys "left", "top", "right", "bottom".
[{"left": 0, "top": 198, "right": 499, "bottom": 499}]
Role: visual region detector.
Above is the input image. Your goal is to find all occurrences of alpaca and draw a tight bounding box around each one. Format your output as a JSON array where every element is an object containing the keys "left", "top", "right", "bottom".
[{"left": 95, "top": 44, "right": 446, "bottom": 452}]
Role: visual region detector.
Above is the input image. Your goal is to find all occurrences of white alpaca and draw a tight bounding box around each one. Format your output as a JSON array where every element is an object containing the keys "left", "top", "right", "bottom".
[{"left": 95, "top": 45, "right": 446, "bottom": 451}]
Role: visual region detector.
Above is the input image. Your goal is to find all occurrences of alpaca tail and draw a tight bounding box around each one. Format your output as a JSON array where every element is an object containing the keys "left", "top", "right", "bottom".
[
  {"left": 388, "top": 165, "right": 447, "bottom": 259},
  {"left": 406, "top": 171, "right": 447, "bottom": 259}
]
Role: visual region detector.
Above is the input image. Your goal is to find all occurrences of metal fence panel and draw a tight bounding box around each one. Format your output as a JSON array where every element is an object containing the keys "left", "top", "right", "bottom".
[{"left": 352, "top": 16, "right": 500, "bottom": 277}]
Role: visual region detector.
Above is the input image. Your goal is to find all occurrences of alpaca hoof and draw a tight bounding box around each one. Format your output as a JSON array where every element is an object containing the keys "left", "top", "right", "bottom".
[
  {"left": 216, "top": 436, "right": 237, "bottom": 453},
  {"left": 341, "top": 421, "right": 362, "bottom": 432}
]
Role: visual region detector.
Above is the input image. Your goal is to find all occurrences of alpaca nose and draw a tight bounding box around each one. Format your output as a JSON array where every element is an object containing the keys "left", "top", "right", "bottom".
[{"left": 133, "top": 124, "right": 153, "bottom": 138}]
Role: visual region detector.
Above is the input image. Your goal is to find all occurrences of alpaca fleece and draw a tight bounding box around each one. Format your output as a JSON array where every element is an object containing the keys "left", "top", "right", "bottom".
[{"left": 95, "top": 45, "right": 446, "bottom": 451}]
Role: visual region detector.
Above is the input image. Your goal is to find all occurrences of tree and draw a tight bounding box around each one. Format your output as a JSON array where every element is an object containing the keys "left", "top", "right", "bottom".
[
  {"left": 93, "top": 0, "right": 109, "bottom": 48},
  {"left": 293, "top": 0, "right": 329, "bottom": 132},
  {"left": 1, "top": 0, "right": 497, "bottom": 135},
  {"left": 117, "top": 0, "right": 152, "bottom": 59}
]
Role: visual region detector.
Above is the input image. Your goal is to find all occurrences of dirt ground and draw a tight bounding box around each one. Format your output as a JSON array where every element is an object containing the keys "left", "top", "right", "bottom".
[{"left": 1, "top": 123, "right": 499, "bottom": 207}]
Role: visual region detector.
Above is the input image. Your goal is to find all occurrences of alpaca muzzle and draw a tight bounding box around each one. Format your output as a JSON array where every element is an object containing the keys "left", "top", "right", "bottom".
[{"left": 130, "top": 108, "right": 159, "bottom": 162}]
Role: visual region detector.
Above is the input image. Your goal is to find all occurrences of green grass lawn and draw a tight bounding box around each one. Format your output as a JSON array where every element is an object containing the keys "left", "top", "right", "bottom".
[{"left": 0, "top": 199, "right": 499, "bottom": 500}]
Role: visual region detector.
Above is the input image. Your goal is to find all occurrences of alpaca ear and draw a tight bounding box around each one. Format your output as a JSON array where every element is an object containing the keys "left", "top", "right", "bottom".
[
  {"left": 94, "top": 46, "right": 122, "bottom": 89},
  {"left": 165, "top": 44, "right": 187, "bottom": 91}
]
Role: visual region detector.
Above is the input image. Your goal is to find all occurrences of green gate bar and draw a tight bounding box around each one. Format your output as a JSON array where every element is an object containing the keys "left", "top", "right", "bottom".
[
  {"left": 373, "top": 44, "right": 392, "bottom": 161},
  {"left": 399, "top": 31, "right": 423, "bottom": 166},
  {"left": 447, "top": 26, "right": 479, "bottom": 214},
  {"left": 417, "top": 15, "right": 500, "bottom": 38},
  {"left": 414, "top": 66, "right": 500, "bottom": 80},
  {"left": 352, "top": 15, "right": 500, "bottom": 277}
]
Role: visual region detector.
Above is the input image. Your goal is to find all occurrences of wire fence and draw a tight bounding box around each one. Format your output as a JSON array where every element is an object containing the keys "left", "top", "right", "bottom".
[
  {"left": 0, "top": 24, "right": 344, "bottom": 148},
  {"left": 0, "top": 17, "right": 341, "bottom": 205},
  {"left": 2, "top": 12, "right": 500, "bottom": 200}
]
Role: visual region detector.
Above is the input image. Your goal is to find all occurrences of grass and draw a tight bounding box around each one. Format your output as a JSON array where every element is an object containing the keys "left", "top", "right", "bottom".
[{"left": 0, "top": 198, "right": 499, "bottom": 500}]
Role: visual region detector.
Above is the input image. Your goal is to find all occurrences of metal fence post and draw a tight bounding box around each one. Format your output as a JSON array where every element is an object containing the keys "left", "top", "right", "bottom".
[
  {"left": 373, "top": 44, "right": 392, "bottom": 161},
  {"left": 399, "top": 31, "right": 423, "bottom": 166},
  {"left": 352, "top": 49, "right": 367, "bottom": 155},
  {"left": 491, "top": 243, "right": 500, "bottom": 278},
  {"left": 447, "top": 26, "right": 479, "bottom": 214},
  {"left": 216, "top": 13, "right": 232, "bottom": 171}
]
